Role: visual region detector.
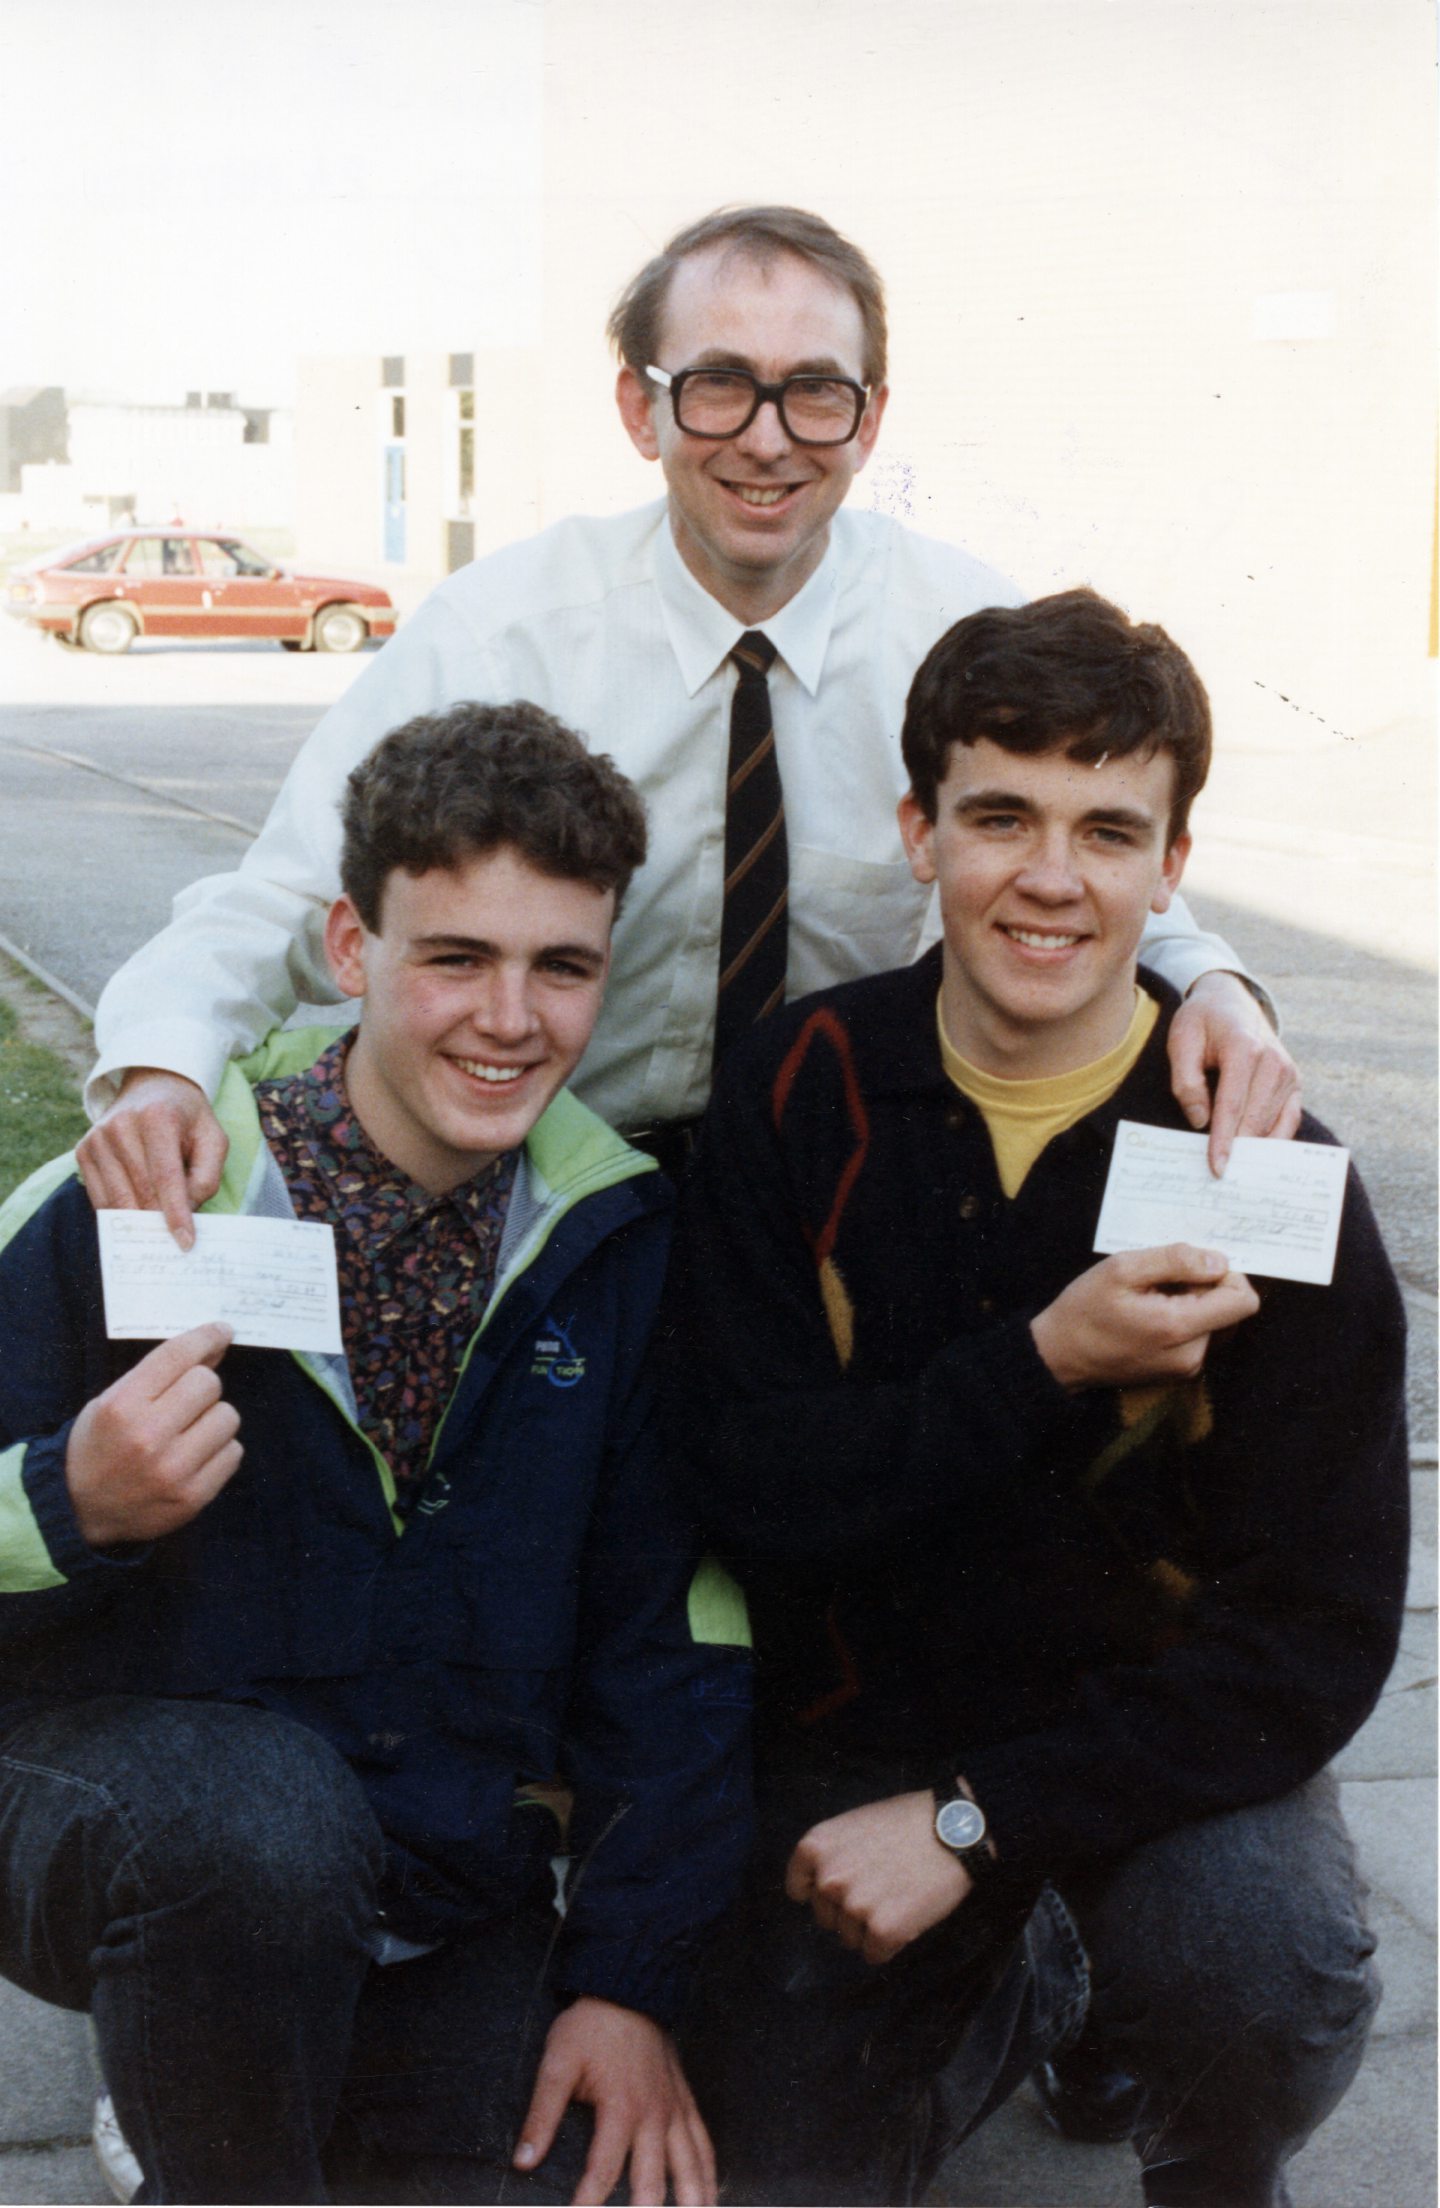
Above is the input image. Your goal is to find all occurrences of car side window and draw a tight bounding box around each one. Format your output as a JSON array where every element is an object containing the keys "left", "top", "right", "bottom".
[
  {"left": 218, "top": 540, "right": 272, "bottom": 578},
  {"left": 121, "top": 539, "right": 164, "bottom": 577},
  {"left": 63, "top": 544, "right": 120, "bottom": 575},
  {"left": 160, "top": 538, "right": 196, "bottom": 576},
  {"left": 196, "top": 540, "right": 240, "bottom": 578}
]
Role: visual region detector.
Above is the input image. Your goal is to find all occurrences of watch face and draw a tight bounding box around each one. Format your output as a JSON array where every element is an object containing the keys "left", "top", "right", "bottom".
[{"left": 935, "top": 1796, "right": 986, "bottom": 1852}]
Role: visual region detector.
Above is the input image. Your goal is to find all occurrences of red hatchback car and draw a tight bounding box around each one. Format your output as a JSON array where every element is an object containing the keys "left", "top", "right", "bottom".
[{"left": 5, "top": 531, "right": 398, "bottom": 654}]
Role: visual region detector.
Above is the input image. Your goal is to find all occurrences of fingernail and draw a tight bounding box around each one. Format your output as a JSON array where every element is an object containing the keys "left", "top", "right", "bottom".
[
  {"left": 1202, "top": 1250, "right": 1225, "bottom": 1274},
  {"left": 514, "top": 2144, "right": 537, "bottom": 2168}
]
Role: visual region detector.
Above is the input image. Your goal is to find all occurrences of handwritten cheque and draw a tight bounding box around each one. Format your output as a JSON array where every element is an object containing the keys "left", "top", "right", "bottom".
[
  {"left": 1094, "top": 1121, "right": 1349, "bottom": 1287},
  {"left": 98, "top": 1212, "right": 343, "bottom": 1353}
]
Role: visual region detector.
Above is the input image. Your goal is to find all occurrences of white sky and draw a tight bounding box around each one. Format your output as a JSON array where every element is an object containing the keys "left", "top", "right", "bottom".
[{"left": 0, "top": 0, "right": 544, "bottom": 405}]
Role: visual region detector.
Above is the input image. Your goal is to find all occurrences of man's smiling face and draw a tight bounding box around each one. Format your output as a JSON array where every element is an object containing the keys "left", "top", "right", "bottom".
[
  {"left": 324, "top": 845, "right": 613, "bottom": 1194},
  {"left": 898, "top": 737, "right": 1191, "bottom": 1078},
  {"left": 617, "top": 243, "right": 887, "bottom": 624}
]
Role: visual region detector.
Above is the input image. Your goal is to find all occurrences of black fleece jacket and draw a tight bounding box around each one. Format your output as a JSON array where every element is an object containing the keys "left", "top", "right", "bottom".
[{"left": 664, "top": 949, "right": 1409, "bottom": 1882}]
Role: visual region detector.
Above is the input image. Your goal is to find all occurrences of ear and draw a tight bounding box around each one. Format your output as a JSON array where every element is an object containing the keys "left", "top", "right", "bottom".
[
  {"left": 616, "top": 365, "right": 661, "bottom": 462},
  {"left": 851, "top": 382, "right": 889, "bottom": 474},
  {"left": 897, "top": 789, "right": 937, "bottom": 885},
  {"left": 324, "top": 894, "right": 371, "bottom": 999},
  {"left": 1151, "top": 830, "right": 1191, "bottom": 915}
]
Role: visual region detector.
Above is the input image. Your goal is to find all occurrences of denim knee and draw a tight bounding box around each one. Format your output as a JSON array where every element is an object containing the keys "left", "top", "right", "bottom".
[
  {"left": 1073, "top": 1774, "right": 1379, "bottom": 2145},
  {"left": 0, "top": 1697, "right": 382, "bottom": 1998}
]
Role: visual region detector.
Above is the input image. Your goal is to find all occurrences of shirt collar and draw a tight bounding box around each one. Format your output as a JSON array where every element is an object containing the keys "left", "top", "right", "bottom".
[{"left": 651, "top": 506, "right": 842, "bottom": 698}]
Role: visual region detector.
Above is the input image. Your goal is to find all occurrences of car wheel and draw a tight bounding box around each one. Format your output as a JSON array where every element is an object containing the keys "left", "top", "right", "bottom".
[
  {"left": 313, "top": 605, "right": 366, "bottom": 654},
  {"left": 78, "top": 603, "right": 137, "bottom": 655}
]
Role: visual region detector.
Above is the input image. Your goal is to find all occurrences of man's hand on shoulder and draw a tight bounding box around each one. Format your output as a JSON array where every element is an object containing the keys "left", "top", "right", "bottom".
[
  {"left": 785, "top": 1791, "right": 971, "bottom": 1967},
  {"left": 65, "top": 1323, "right": 242, "bottom": 1548},
  {"left": 1167, "top": 972, "right": 1302, "bottom": 1175},
  {"left": 514, "top": 1996, "right": 716, "bottom": 2206},
  {"left": 1031, "top": 1245, "right": 1260, "bottom": 1393},
  {"left": 76, "top": 1070, "right": 229, "bottom": 1249}
]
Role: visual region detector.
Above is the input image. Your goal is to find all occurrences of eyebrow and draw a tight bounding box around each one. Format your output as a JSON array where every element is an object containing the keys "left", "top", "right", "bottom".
[
  {"left": 685, "top": 347, "right": 858, "bottom": 379},
  {"left": 412, "top": 934, "right": 607, "bottom": 969},
  {"left": 953, "top": 790, "right": 1158, "bottom": 834}
]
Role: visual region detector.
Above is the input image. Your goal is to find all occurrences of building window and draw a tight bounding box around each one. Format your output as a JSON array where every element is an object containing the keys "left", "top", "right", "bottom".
[
  {"left": 448, "top": 383, "right": 475, "bottom": 522},
  {"left": 382, "top": 356, "right": 405, "bottom": 389},
  {"left": 391, "top": 394, "right": 406, "bottom": 438},
  {"left": 449, "top": 352, "right": 474, "bottom": 388},
  {"left": 447, "top": 521, "right": 475, "bottom": 572}
]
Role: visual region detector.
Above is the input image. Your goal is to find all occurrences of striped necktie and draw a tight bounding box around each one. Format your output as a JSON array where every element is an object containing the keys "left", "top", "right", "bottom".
[{"left": 715, "top": 630, "right": 786, "bottom": 1068}]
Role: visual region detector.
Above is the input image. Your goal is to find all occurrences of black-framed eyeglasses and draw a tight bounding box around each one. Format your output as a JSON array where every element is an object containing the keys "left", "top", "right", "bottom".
[{"left": 647, "top": 364, "right": 870, "bottom": 447}]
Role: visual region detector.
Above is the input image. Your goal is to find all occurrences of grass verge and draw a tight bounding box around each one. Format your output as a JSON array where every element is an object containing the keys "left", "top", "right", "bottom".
[{"left": 0, "top": 995, "right": 89, "bottom": 1205}]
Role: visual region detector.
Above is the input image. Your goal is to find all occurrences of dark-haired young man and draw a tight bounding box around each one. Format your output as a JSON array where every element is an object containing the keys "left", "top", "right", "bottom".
[
  {"left": 667, "top": 592, "right": 1408, "bottom": 2207},
  {"left": 0, "top": 704, "right": 751, "bottom": 2206},
  {"left": 80, "top": 205, "right": 1297, "bottom": 1238}
]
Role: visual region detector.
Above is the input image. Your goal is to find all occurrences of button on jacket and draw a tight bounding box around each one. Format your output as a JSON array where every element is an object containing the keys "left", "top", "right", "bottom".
[{"left": 90, "top": 503, "right": 1246, "bottom": 1130}]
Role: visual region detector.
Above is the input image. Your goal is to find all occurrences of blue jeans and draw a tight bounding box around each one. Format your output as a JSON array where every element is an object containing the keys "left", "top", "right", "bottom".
[
  {"left": 681, "top": 1754, "right": 1378, "bottom": 2207},
  {"left": 0, "top": 1696, "right": 618, "bottom": 2205}
]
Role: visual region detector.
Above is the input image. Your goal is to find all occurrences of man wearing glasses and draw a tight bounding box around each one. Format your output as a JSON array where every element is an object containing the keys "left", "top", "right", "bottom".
[{"left": 78, "top": 204, "right": 1296, "bottom": 1233}]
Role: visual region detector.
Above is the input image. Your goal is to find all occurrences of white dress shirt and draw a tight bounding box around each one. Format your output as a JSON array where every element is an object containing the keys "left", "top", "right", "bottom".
[{"left": 90, "top": 500, "right": 1247, "bottom": 1130}]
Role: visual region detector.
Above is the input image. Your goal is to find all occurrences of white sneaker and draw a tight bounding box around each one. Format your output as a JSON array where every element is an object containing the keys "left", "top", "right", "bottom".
[{"left": 92, "top": 2093, "right": 142, "bottom": 2205}]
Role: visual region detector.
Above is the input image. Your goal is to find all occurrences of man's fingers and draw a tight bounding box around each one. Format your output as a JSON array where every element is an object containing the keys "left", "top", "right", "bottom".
[
  {"left": 514, "top": 2054, "right": 571, "bottom": 2177},
  {"left": 132, "top": 1323, "right": 234, "bottom": 1401},
  {"left": 620, "top": 2116, "right": 666, "bottom": 2208},
  {"left": 1165, "top": 1020, "right": 1212, "bottom": 1131},
  {"left": 151, "top": 1148, "right": 199, "bottom": 1250},
  {"left": 571, "top": 2108, "right": 631, "bottom": 2207},
  {"left": 76, "top": 1123, "right": 151, "bottom": 1213},
  {"left": 784, "top": 1843, "right": 815, "bottom": 1904},
  {"left": 1274, "top": 1090, "right": 1304, "bottom": 1142},
  {"left": 1120, "top": 1243, "right": 1229, "bottom": 1293},
  {"left": 184, "top": 1113, "right": 230, "bottom": 1214},
  {"left": 670, "top": 2102, "right": 717, "bottom": 2208}
]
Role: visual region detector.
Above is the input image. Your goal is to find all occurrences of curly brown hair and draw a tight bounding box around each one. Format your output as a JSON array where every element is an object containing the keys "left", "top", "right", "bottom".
[{"left": 340, "top": 701, "right": 648, "bottom": 931}]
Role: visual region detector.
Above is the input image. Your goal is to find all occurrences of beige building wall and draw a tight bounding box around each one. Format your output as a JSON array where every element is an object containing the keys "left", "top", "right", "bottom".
[
  {"left": 295, "top": 357, "right": 383, "bottom": 577},
  {"left": 293, "top": 0, "right": 1432, "bottom": 881},
  {"left": 296, "top": 348, "right": 543, "bottom": 601},
  {"left": 535, "top": 0, "right": 1432, "bottom": 798}
]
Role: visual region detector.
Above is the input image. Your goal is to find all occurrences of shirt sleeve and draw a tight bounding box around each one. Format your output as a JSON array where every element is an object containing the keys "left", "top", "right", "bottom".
[
  {"left": 1137, "top": 890, "right": 1278, "bottom": 1025},
  {"left": 87, "top": 592, "right": 499, "bottom": 1115}
]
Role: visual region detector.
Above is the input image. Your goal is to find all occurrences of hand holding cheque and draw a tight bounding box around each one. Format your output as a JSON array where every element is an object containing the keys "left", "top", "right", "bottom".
[{"left": 1031, "top": 1124, "right": 1347, "bottom": 1395}]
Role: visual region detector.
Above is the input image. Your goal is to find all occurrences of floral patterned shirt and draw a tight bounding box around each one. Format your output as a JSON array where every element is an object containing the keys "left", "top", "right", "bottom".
[{"left": 253, "top": 1035, "right": 518, "bottom": 1510}]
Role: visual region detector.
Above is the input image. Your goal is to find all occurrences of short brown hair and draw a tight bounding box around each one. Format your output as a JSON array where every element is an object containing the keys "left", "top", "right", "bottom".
[
  {"left": 607, "top": 204, "right": 888, "bottom": 390},
  {"left": 341, "top": 701, "right": 648, "bottom": 931},
  {"left": 901, "top": 589, "right": 1212, "bottom": 845}
]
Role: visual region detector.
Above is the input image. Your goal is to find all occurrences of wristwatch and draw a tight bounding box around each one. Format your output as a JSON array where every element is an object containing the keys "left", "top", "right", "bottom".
[{"left": 932, "top": 1777, "right": 993, "bottom": 1884}]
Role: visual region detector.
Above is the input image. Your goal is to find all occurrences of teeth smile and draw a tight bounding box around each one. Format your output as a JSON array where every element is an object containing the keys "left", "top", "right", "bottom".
[
  {"left": 1004, "top": 928, "right": 1082, "bottom": 949},
  {"left": 454, "top": 1058, "right": 526, "bottom": 1084},
  {"left": 732, "top": 485, "right": 791, "bottom": 506}
]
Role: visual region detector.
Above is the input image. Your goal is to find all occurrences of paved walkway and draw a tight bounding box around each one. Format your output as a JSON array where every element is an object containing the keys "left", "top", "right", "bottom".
[{"left": 0, "top": 889, "right": 1432, "bottom": 2205}]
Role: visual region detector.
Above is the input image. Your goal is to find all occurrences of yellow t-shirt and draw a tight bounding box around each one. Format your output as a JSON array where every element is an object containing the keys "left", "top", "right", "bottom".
[{"left": 938, "top": 989, "right": 1161, "bottom": 1198}]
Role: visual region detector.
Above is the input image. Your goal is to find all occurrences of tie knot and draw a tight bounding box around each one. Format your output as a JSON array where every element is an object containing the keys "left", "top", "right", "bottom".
[{"left": 731, "top": 631, "right": 777, "bottom": 679}]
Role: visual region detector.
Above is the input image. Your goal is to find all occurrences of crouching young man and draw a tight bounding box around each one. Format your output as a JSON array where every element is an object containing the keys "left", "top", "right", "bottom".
[
  {"left": 0, "top": 703, "right": 751, "bottom": 2206},
  {"left": 666, "top": 592, "right": 1409, "bottom": 2206}
]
